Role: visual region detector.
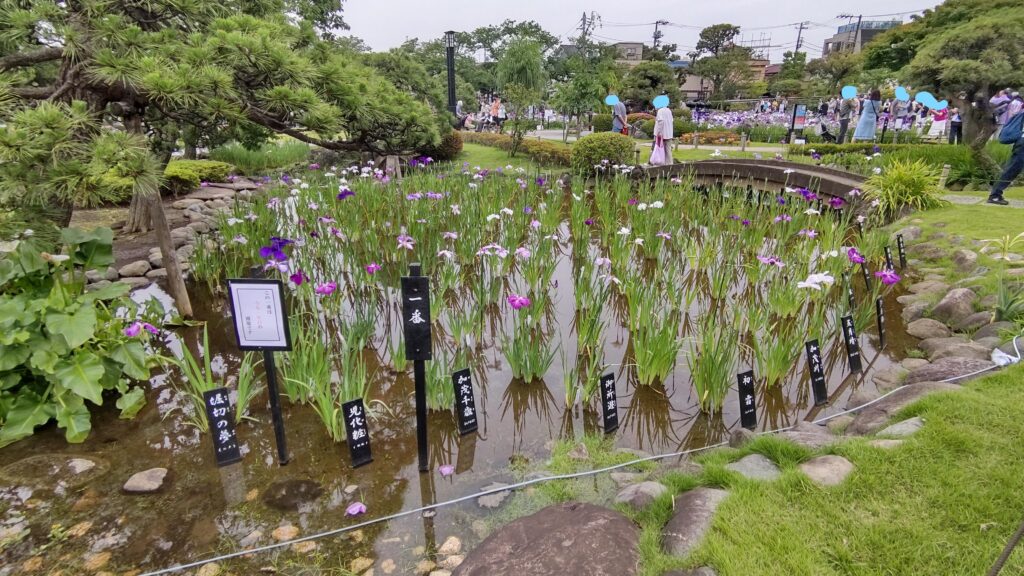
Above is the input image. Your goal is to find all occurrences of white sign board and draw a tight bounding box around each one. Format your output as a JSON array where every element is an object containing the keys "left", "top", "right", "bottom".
[{"left": 227, "top": 279, "right": 291, "bottom": 351}]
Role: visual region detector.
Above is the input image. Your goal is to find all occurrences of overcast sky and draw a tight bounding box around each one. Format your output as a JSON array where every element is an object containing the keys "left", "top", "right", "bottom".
[{"left": 342, "top": 0, "right": 938, "bottom": 62}]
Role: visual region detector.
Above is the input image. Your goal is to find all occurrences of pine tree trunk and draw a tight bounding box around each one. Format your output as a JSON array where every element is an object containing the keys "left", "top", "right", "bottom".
[
  {"left": 147, "top": 191, "right": 192, "bottom": 318},
  {"left": 960, "top": 96, "right": 1000, "bottom": 180},
  {"left": 124, "top": 192, "right": 151, "bottom": 233}
]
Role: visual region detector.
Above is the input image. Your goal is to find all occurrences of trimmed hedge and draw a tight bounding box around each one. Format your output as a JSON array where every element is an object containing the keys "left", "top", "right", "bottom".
[
  {"left": 571, "top": 132, "right": 635, "bottom": 174},
  {"left": 164, "top": 160, "right": 235, "bottom": 196},
  {"left": 592, "top": 114, "right": 613, "bottom": 132},
  {"left": 422, "top": 130, "right": 463, "bottom": 162},
  {"left": 640, "top": 118, "right": 699, "bottom": 137},
  {"left": 460, "top": 132, "right": 572, "bottom": 167}
]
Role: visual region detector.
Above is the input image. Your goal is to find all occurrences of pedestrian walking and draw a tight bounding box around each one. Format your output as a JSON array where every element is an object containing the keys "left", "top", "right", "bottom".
[
  {"left": 852, "top": 89, "right": 881, "bottom": 142},
  {"left": 837, "top": 94, "right": 855, "bottom": 144},
  {"left": 989, "top": 92, "right": 1024, "bottom": 206}
]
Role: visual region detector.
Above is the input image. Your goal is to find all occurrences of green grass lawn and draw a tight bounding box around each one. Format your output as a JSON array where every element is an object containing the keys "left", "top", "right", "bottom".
[
  {"left": 456, "top": 142, "right": 552, "bottom": 171},
  {"left": 898, "top": 202, "right": 1024, "bottom": 242},
  {"left": 528, "top": 365, "right": 1024, "bottom": 575}
]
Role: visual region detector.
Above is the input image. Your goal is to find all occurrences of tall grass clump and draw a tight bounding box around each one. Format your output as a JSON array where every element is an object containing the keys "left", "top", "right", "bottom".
[
  {"left": 209, "top": 140, "right": 311, "bottom": 174},
  {"left": 863, "top": 158, "right": 950, "bottom": 222}
]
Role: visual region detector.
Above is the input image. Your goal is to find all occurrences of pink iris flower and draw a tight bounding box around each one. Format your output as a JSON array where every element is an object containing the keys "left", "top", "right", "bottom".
[
  {"left": 314, "top": 282, "right": 337, "bottom": 296},
  {"left": 507, "top": 294, "right": 531, "bottom": 310},
  {"left": 365, "top": 262, "right": 382, "bottom": 275}
]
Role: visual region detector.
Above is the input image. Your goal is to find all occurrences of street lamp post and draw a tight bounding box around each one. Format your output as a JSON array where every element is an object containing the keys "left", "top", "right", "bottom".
[{"left": 444, "top": 31, "right": 458, "bottom": 118}]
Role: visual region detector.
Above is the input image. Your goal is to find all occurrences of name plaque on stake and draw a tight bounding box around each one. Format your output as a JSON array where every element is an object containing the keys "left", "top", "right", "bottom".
[
  {"left": 876, "top": 297, "right": 887, "bottom": 350},
  {"left": 805, "top": 340, "right": 829, "bottom": 406},
  {"left": 342, "top": 398, "right": 373, "bottom": 468},
  {"left": 844, "top": 271, "right": 855, "bottom": 312},
  {"left": 736, "top": 371, "right": 757, "bottom": 430},
  {"left": 884, "top": 246, "right": 895, "bottom": 271},
  {"left": 401, "top": 276, "right": 432, "bottom": 361},
  {"left": 227, "top": 279, "right": 292, "bottom": 351},
  {"left": 451, "top": 368, "right": 478, "bottom": 435},
  {"left": 897, "top": 234, "right": 908, "bottom": 269},
  {"left": 841, "top": 315, "right": 863, "bottom": 374},
  {"left": 203, "top": 388, "right": 242, "bottom": 466},
  {"left": 599, "top": 373, "right": 619, "bottom": 434},
  {"left": 860, "top": 262, "right": 872, "bottom": 291}
]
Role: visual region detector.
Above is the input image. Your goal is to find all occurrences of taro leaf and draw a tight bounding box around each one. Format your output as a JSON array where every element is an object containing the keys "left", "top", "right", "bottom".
[
  {"left": 109, "top": 340, "right": 149, "bottom": 381},
  {"left": 15, "top": 243, "right": 46, "bottom": 275},
  {"left": 0, "top": 372, "right": 19, "bottom": 391},
  {"left": 0, "top": 259, "right": 17, "bottom": 286},
  {"left": 45, "top": 305, "right": 97, "bottom": 350},
  {"left": 53, "top": 352, "right": 105, "bottom": 405},
  {"left": 0, "top": 344, "right": 31, "bottom": 372},
  {"left": 61, "top": 227, "right": 115, "bottom": 269},
  {"left": 79, "top": 281, "right": 130, "bottom": 303},
  {"left": 0, "top": 330, "right": 30, "bottom": 346},
  {"left": 29, "top": 348, "right": 60, "bottom": 374},
  {"left": 54, "top": 392, "right": 92, "bottom": 443},
  {"left": 115, "top": 386, "right": 146, "bottom": 419},
  {"left": 0, "top": 391, "right": 55, "bottom": 448}
]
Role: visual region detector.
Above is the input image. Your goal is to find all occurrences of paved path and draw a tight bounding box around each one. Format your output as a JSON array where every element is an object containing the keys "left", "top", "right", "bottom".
[{"left": 943, "top": 194, "right": 1024, "bottom": 208}]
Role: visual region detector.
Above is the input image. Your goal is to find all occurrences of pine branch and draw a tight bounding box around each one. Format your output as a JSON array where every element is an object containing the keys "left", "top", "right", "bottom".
[
  {"left": 0, "top": 47, "right": 65, "bottom": 72},
  {"left": 11, "top": 86, "right": 55, "bottom": 99}
]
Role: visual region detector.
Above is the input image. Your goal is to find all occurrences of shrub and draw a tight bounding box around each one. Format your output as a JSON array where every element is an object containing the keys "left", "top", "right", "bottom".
[
  {"left": 209, "top": 141, "right": 311, "bottom": 174},
  {"left": 422, "top": 130, "right": 463, "bottom": 162},
  {"left": 592, "top": 114, "right": 613, "bottom": 132},
  {"left": 460, "top": 132, "right": 572, "bottom": 167},
  {"left": 640, "top": 119, "right": 699, "bottom": 137},
  {"left": 673, "top": 108, "right": 693, "bottom": 120},
  {"left": 627, "top": 112, "right": 654, "bottom": 124},
  {"left": 571, "top": 132, "right": 635, "bottom": 174},
  {"left": 864, "top": 158, "right": 950, "bottom": 222},
  {"left": 164, "top": 160, "right": 235, "bottom": 196}
]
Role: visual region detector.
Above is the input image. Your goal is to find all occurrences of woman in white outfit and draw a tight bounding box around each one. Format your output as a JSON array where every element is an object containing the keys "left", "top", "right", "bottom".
[{"left": 651, "top": 100, "right": 674, "bottom": 166}]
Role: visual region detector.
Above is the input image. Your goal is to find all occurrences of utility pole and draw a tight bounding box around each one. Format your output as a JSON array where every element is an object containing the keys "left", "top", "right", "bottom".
[
  {"left": 838, "top": 14, "right": 863, "bottom": 52},
  {"left": 794, "top": 21, "right": 808, "bottom": 55},
  {"left": 653, "top": 20, "right": 668, "bottom": 50}
]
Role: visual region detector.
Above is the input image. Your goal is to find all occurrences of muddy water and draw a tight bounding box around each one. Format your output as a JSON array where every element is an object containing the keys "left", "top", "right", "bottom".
[{"left": 0, "top": 263, "right": 909, "bottom": 574}]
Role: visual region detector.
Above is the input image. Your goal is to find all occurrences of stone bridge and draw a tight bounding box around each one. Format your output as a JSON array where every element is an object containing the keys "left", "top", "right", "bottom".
[{"left": 644, "top": 160, "right": 865, "bottom": 201}]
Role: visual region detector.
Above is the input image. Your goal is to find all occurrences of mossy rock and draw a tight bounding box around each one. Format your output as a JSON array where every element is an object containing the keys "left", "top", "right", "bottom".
[{"left": 164, "top": 160, "right": 235, "bottom": 196}]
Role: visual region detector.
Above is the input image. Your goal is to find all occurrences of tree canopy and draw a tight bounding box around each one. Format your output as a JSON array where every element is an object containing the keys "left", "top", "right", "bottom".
[{"left": 620, "top": 61, "right": 682, "bottom": 109}]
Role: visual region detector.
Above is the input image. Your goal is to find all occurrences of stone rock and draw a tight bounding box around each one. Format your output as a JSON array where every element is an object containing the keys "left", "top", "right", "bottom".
[
  {"left": 825, "top": 415, "right": 855, "bottom": 434},
  {"left": 145, "top": 268, "right": 168, "bottom": 280},
  {"left": 439, "top": 555, "right": 464, "bottom": 570},
  {"left": 872, "top": 366, "right": 909, "bottom": 392},
  {"left": 974, "top": 322, "right": 1016, "bottom": 341},
  {"left": 975, "top": 337, "right": 1001, "bottom": 352},
  {"left": 878, "top": 416, "right": 925, "bottom": 437},
  {"left": 272, "top": 524, "right": 299, "bottom": 541},
  {"left": 892, "top": 226, "right": 922, "bottom": 242},
  {"left": 799, "top": 455, "right": 854, "bottom": 487},
  {"left": 660, "top": 459, "right": 704, "bottom": 477},
  {"left": 908, "top": 242, "right": 945, "bottom": 260},
  {"left": 177, "top": 244, "right": 195, "bottom": 261},
  {"left": 929, "top": 342, "right": 993, "bottom": 362},
  {"left": 239, "top": 529, "right": 262, "bottom": 547},
  {"left": 84, "top": 551, "right": 112, "bottom": 571},
  {"left": 778, "top": 421, "right": 835, "bottom": 449},
  {"left": 261, "top": 479, "right": 323, "bottom": 511},
  {"left": 438, "top": 535, "right": 462, "bottom": 556},
  {"left": 728, "top": 428, "right": 756, "bottom": 448},
  {"left": 901, "top": 302, "right": 929, "bottom": 324},
  {"left": 610, "top": 472, "right": 644, "bottom": 488},
  {"left": 902, "top": 358, "right": 929, "bottom": 370},
  {"left": 919, "top": 336, "right": 969, "bottom": 356},
  {"left": 567, "top": 442, "right": 590, "bottom": 461},
  {"left": 188, "top": 220, "right": 212, "bottom": 234},
  {"left": 454, "top": 503, "right": 640, "bottom": 576},
  {"left": 350, "top": 557, "right": 374, "bottom": 574},
  {"left": 906, "top": 318, "right": 951, "bottom": 340},
  {"left": 725, "top": 454, "right": 781, "bottom": 481},
  {"left": 216, "top": 179, "right": 258, "bottom": 190},
  {"left": 430, "top": 571, "right": 452, "bottom": 576},
  {"left": 661, "top": 488, "right": 729, "bottom": 558},
  {"left": 931, "top": 288, "right": 977, "bottom": 326},
  {"left": 896, "top": 294, "right": 926, "bottom": 305},
  {"left": 957, "top": 311, "right": 993, "bottom": 332},
  {"left": 868, "top": 439, "right": 904, "bottom": 449},
  {"left": 196, "top": 563, "right": 222, "bottom": 576},
  {"left": 476, "top": 482, "right": 511, "bottom": 509},
  {"left": 614, "top": 481, "right": 668, "bottom": 508},
  {"left": 118, "top": 277, "right": 151, "bottom": 290},
  {"left": 118, "top": 260, "right": 151, "bottom": 278},
  {"left": 907, "top": 280, "right": 949, "bottom": 295},
  {"left": 170, "top": 226, "right": 196, "bottom": 248},
  {"left": 415, "top": 560, "right": 436, "bottom": 574},
  {"left": 148, "top": 252, "right": 163, "bottom": 268},
  {"left": 905, "top": 357, "right": 995, "bottom": 385},
  {"left": 293, "top": 541, "right": 318, "bottom": 554},
  {"left": 845, "top": 388, "right": 879, "bottom": 411},
  {"left": 188, "top": 187, "right": 235, "bottom": 200},
  {"left": 171, "top": 198, "right": 205, "bottom": 210},
  {"left": 951, "top": 249, "right": 978, "bottom": 272},
  {"left": 380, "top": 559, "right": 397, "bottom": 574},
  {"left": 847, "top": 382, "right": 959, "bottom": 435},
  {"left": 123, "top": 467, "right": 168, "bottom": 493}
]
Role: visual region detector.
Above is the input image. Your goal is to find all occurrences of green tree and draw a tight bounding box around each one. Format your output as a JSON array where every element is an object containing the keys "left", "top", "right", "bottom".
[
  {"left": 769, "top": 51, "right": 807, "bottom": 96},
  {"left": 807, "top": 51, "right": 862, "bottom": 93},
  {"left": 496, "top": 37, "right": 546, "bottom": 156},
  {"left": 620, "top": 61, "right": 682, "bottom": 110},
  {"left": 903, "top": 7, "right": 1024, "bottom": 172},
  {"left": 550, "top": 56, "right": 604, "bottom": 142},
  {"left": 692, "top": 47, "right": 754, "bottom": 100},
  {"left": 696, "top": 24, "right": 741, "bottom": 56}
]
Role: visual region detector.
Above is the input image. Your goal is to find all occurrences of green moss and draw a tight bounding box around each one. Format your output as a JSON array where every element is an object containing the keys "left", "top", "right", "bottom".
[{"left": 164, "top": 159, "right": 235, "bottom": 195}]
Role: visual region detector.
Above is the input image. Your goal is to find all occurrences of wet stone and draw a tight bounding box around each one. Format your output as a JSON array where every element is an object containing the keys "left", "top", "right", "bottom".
[
  {"left": 476, "top": 482, "right": 511, "bottom": 509},
  {"left": 614, "top": 481, "right": 668, "bottom": 508},
  {"left": 799, "top": 455, "right": 854, "bottom": 487},
  {"left": 728, "top": 428, "right": 756, "bottom": 448},
  {"left": 662, "top": 488, "right": 729, "bottom": 557},
  {"left": 906, "top": 319, "right": 951, "bottom": 340},
  {"left": 123, "top": 467, "right": 167, "bottom": 493},
  {"left": 0, "top": 454, "right": 107, "bottom": 490},
  {"left": 438, "top": 535, "right": 462, "bottom": 556},
  {"left": 725, "top": 454, "right": 781, "bottom": 481},
  {"left": 825, "top": 415, "right": 854, "bottom": 434},
  {"left": 261, "top": 479, "right": 323, "bottom": 511}
]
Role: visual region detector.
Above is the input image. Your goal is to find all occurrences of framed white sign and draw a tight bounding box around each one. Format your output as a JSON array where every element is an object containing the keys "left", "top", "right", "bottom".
[{"left": 227, "top": 279, "right": 291, "bottom": 351}]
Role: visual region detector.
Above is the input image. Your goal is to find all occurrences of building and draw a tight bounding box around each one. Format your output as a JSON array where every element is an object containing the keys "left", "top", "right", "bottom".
[
  {"left": 612, "top": 42, "right": 645, "bottom": 67},
  {"left": 822, "top": 20, "right": 902, "bottom": 56},
  {"left": 669, "top": 61, "right": 709, "bottom": 101},
  {"left": 763, "top": 64, "right": 782, "bottom": 81},
  {"left": 747, "top": 58, "right": 770, "bottom": 82}
]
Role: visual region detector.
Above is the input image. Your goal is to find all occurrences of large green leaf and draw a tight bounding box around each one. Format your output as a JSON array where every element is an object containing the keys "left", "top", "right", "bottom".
[
  {"left": 52, "top": 352, "right": 105, "bottom": 405},
  {"left": 0, "top": 391, "right": 55, "bottom": 448},
  {"left": 0, "top": 259, "right": 17, "bottom": 286},
  {"left": 45, "top": 305, "right": 97, "bottom": 349},
  {"left": 55, "top": 393, "right": 92, "bottom": 443},
  {"left": 109, "top": 340, "right": 149, "bottom": 380},
  {"left": 29, "top": 348, "right": 60, "bottom": 374},
  {"left": 0, "top": 373, "right": 19, "bottom": 391},
  {"left": 115, "top": 386, "right": 146, "bottom": 419},
  {"left": 61, "top": 227, "right": 115, "bottom": 269},
  {"left": 79, "top": 281, "right": 130, "bottom": 303},
  {"left": 0, "top": 345, "right": 31, "bottom": 372},
  {"left": 16, "top": 243, "right": 47, "bottom": 275}
]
